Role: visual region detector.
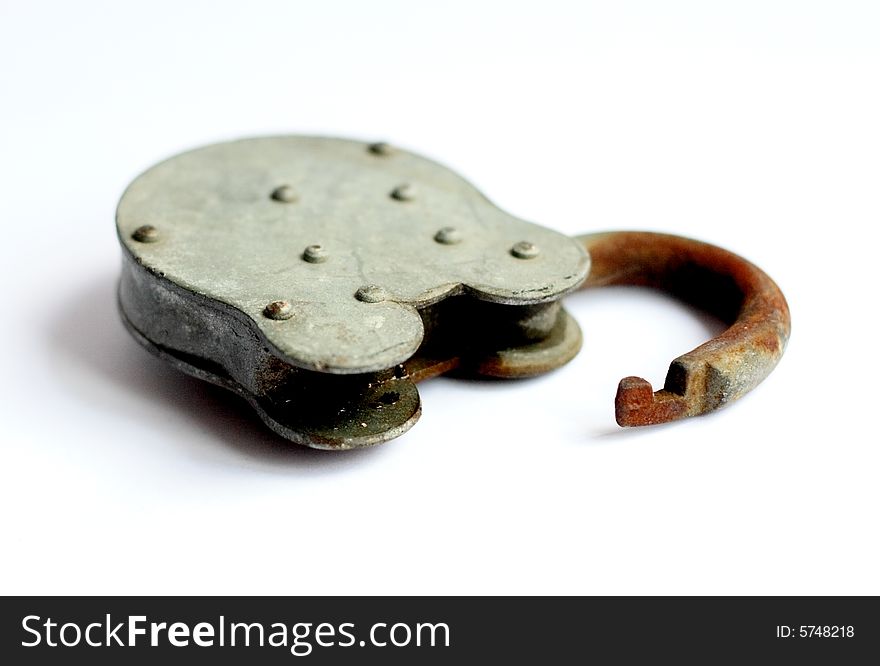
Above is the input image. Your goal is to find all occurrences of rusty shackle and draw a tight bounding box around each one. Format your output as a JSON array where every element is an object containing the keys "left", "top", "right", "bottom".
[{"left": 579, "top": 231, "right": 790, "bottom": 426}]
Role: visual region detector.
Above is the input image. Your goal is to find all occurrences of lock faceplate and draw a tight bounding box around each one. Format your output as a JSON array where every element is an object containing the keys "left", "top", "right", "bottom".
[{"left": 117, "top": 136, "right": 590, "bottom": 448}]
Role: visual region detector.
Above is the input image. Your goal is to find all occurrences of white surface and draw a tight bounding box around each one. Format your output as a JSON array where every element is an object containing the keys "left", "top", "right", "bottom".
[{"left": 1, "top": 1, "right": 877, "bottom": 595}]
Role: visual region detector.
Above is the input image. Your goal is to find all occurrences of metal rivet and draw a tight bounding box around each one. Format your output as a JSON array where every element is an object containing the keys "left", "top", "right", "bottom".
[
  {"left": 263, "top": 300, "right": 293, "bottom": 320},
  {"left": 355, "top": 285, "right": 389, "bottom": 303},
  {"left": 131, "top": 225, "right": 159, "bottom": 243},
  {"left": 271, "top": 185, "right": 297, "bottom": 203},
  {"left": 302, "top": 244, "right": 328, "bottom": 263},
  {"left": 368, "top": 142, "right": 394, "bottom": 156},
  {"left": 511, "top": 241, "right": 540, "bottom": 259},
  {"left": 434, "top": 227, "right": 462, "bottom": 245},
  {"left": 390, "top": 183, "right": 415, "bottom": 202}
]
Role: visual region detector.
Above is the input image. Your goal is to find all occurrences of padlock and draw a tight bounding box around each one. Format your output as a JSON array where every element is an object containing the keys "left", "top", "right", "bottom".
[{"left": 117, "top": 136, "right": 789, "bottom": 449}]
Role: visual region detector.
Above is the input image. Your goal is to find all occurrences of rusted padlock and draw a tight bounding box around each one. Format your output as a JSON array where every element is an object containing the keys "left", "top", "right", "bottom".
[{"left": 117, "top": 137, "right": 789, "bottom": 448}]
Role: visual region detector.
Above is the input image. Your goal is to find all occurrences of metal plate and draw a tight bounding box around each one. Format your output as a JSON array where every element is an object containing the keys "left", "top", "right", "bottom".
[{"left": 117, "top": 136, "right": 590, "bottom": 374}]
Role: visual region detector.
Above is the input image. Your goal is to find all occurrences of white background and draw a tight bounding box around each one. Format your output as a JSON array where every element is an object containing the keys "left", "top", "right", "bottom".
[{"left": 1, "top": 1, "right": 877, "bottom": 595}]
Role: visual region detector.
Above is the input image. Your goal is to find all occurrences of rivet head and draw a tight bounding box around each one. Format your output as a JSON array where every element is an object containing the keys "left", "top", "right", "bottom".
[
  {"left": 302, "top": 244, "right": 328, "bottom": 263},
  {"left": 434, "top": 227, "right": 462, "bottom": 245},
  {"left": 511, "top": 241, "right": 540, "bottom": 259},
  {"left": 271, "top": 185, "right": 297, "bottom": 203},
  {"left": 131, "top": 225, "right": 159, "bottom": 243},
  {"left": 263, "top": 300, "right": 293, "bottom": 320},
  {"left": 390, "top": 183, "right": 415, "bottom": 202},
  {"left": 368, "top": 142, "right": 394, "bottom": 156},
  {"left": 355, "top": 285, "right": 389, "bottom": 303}
]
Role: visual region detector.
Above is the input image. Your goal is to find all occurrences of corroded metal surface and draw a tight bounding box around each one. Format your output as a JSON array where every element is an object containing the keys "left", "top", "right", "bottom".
[
  {"left": 578, "top": 231, "right": 791, "bottom": 426},
  {"left": 117, "top": 136, "right": 588, "bottom": 448},
  {"left": 119, "top": 255, "right": 582, "bottom": 449},
  {"left": 117, "top": 136, "right": 589, "bottom": 375}
]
